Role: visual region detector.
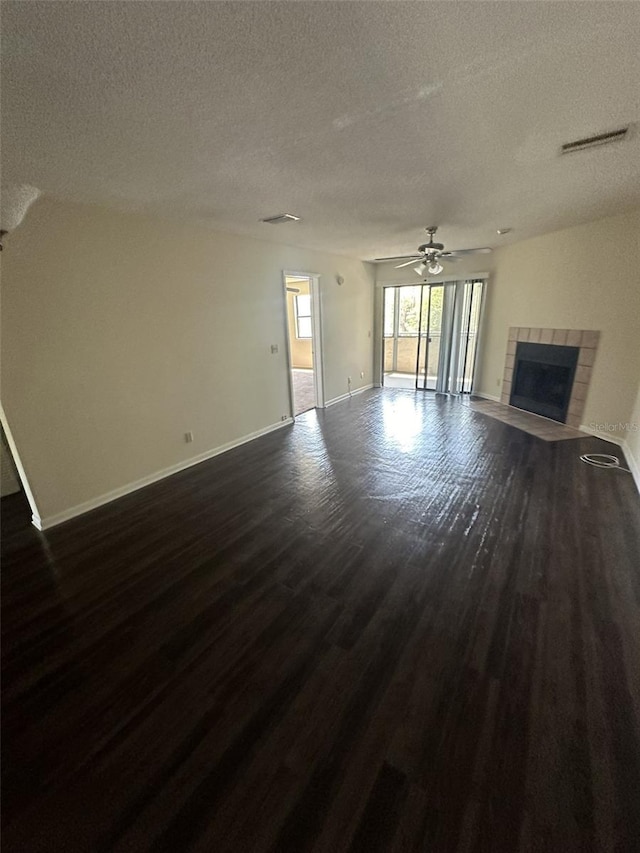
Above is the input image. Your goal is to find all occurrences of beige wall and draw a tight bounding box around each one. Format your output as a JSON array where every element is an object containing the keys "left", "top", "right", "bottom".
[
  {"left": 1, "top": 198, "right": 374, "bottom": 523},
  {"left": 286, "top": 278, "right": 313, "bottom": 369},
  {"left": 475, "top": 209, "right": 640, "bottom": 442},
  {"left": 376, "top": 209, "right": 640, "bottom": 446}
]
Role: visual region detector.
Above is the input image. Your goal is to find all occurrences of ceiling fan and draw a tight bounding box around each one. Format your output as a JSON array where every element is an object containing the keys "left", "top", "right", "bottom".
[{"left": 375, "top": 226, "right": 492, "bottom": 275}]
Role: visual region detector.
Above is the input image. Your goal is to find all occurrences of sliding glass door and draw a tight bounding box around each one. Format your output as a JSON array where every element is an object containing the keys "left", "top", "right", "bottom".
[
  {"left": 415, "top": 285, "right": 443, "bottom": 390},
  {"left": 383, "top": 279, "right": 484, "bottom": 394}
]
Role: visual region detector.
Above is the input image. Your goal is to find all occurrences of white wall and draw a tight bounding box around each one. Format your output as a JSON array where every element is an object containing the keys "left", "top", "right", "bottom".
[
  {"left": 1, "top": 198, "right": 374, "bottom": 524},
  {"left": 375, "top": 209, "right": 640, "bottom": 445}
]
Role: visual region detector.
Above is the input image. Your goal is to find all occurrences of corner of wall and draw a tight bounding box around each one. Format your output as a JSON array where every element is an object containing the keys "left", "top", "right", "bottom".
[{"left": 622, "top": 437, "right": 640, "bottom": 494}]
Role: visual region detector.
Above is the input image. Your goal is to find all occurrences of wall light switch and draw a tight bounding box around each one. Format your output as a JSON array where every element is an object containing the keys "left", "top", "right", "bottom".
[
  {"left": 271, "top": 344, "right": 278, "bottom": 354},
  {"left": 184, "top": 431, "right": 194, "bottom": 443}
]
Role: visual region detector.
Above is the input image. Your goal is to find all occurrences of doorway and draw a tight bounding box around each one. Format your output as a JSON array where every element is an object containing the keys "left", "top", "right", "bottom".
[
  {"left": 284, "top": 273, "right": 323, "bottom": 416},
  {"left": 382, "top": 279, "right": 484, "bottom": 393}
]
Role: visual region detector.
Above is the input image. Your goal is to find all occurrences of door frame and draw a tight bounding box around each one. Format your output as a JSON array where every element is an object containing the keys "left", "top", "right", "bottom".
[
  {"left": 282, "top": 271, "right": 325, "bottom": 416},
  {"left": 380, "top": 276, "right": 488, "bottom": 393},
  {"left": 0, "top": 403, "right": 42, "bottom": 527}
]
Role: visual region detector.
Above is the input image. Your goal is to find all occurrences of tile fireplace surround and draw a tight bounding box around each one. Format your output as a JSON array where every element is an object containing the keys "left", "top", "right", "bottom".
[{"left": 501, "top": 327, "right": 600, "bottom": 429}]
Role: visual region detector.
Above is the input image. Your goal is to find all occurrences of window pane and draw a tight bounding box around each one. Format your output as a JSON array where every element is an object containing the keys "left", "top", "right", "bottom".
[
  {"left": 384, "top": 288, "right": 395, "bottom": 337},
  {"left": 295, "top": 294, "right": 311, "bottom": 317},
  {"left": 297, "top": 317, "right": 312, "bottom": 338},
  {"left": 398, "top": 287, "right": 421, "bottom": 335}
]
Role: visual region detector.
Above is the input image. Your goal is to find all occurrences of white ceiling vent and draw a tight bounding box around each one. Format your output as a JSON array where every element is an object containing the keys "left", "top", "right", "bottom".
[
  {"left": 260, "top": 213, "right": 301, "bottom": 224},
  {"left": 560, "top": 126, "right": 630, "bottom": 155}
]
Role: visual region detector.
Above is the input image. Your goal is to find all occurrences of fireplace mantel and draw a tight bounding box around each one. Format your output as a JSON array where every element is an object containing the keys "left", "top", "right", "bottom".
[{"left": 502, "top": 327, "right": 600, "bottom": 428}]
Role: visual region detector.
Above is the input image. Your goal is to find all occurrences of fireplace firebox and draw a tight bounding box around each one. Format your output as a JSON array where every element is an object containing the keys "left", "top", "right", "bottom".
[{"left": 510, "top": 342, "right": 579, "bottom": 423}]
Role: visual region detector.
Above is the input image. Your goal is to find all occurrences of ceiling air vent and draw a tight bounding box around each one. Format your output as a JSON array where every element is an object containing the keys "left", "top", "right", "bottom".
[
  {"left": 260, "top": 213, "right": 301, "bottom": 224},
  {"left": 560, "top": 126, "right": 630, "bottom": 155}
]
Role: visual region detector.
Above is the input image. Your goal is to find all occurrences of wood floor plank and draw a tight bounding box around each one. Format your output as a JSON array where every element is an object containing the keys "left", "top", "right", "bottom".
[{"left": 2, "top": 390, "right": 639, "bottom": 852}]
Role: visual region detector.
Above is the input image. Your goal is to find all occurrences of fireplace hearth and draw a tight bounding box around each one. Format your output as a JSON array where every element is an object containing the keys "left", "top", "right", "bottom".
[{"left": 510, "top": 342, "right": 579, "bottom": 423}]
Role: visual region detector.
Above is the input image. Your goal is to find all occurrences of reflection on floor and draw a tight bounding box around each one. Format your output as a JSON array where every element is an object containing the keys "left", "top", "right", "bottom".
[
  {"left": 3, "top": 389, "right": 639, "bottom": 851},
  {"left": 292, "top": 368, "right": 315, "bottom": 415},
  {"left": 383, "top": 372, "right": 437, "bottom": 390},
  {"left": 465, "top": 397, "right": 584, "bottom": 441}
]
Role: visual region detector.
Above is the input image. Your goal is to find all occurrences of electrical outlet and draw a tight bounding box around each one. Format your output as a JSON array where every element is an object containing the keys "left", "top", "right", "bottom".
[
  {"left": 281, "top": 414, "right": 288, "bottom": 421},
  {"left": 184, "top": 431, "right": 193, "bottom": 443},
  {"left": 347, "top": 376, "right": 352, "bottom": 384},
  {"left": 360, "top": 371, "right": 364, "bottom": 379}
]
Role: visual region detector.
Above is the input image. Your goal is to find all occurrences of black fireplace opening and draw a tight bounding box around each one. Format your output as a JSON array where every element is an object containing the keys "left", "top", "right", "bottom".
[{"left": 510, "top": 342, "right": 579, "bottom": 423}]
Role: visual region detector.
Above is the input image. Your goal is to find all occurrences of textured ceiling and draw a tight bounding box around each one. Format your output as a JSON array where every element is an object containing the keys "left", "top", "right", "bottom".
[{"left": 2, "top": 1, "right": 640, "bottom": 259}]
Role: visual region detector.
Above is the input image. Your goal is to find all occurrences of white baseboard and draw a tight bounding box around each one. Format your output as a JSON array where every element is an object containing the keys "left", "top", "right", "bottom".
[
  {"left": 473, "top": 391, "right": 501, "bottom": 403},
  {"left": 578, "top": 424, "right": 640, "bottom": 494},
  {"left": 33, "top": 418, "right": 294, "bottom": 531},
  {"left": 324, "top": 384, "right": 374, "bottom": 408},
  {"left": 578, "top": 424, "right": 627, "bottom": 448}
]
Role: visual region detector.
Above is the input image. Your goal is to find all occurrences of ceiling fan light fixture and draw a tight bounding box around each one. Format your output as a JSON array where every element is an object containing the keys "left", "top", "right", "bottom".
[
  {"left": 428, "top": 261, "right": 444, "bottom": 275},
  {"left": 414, "top": 262, "right": 427, "bottom": 276}
]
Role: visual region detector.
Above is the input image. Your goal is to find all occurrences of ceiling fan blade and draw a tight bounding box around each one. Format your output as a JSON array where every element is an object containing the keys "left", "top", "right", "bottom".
[
  {"left": 441, "top": 247, "right": 492, "bottom": 257},
  {"left": 394, "top": 257, "right": 424, "bottom": 268},
  {"left": 374, "top": 254, "right": 421, "bottom": 263}
]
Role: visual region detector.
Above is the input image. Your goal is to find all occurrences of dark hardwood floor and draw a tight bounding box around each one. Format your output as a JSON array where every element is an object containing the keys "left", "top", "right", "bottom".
[{"left": 2, "top": 389, "right": 640, "bottom": 852}]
